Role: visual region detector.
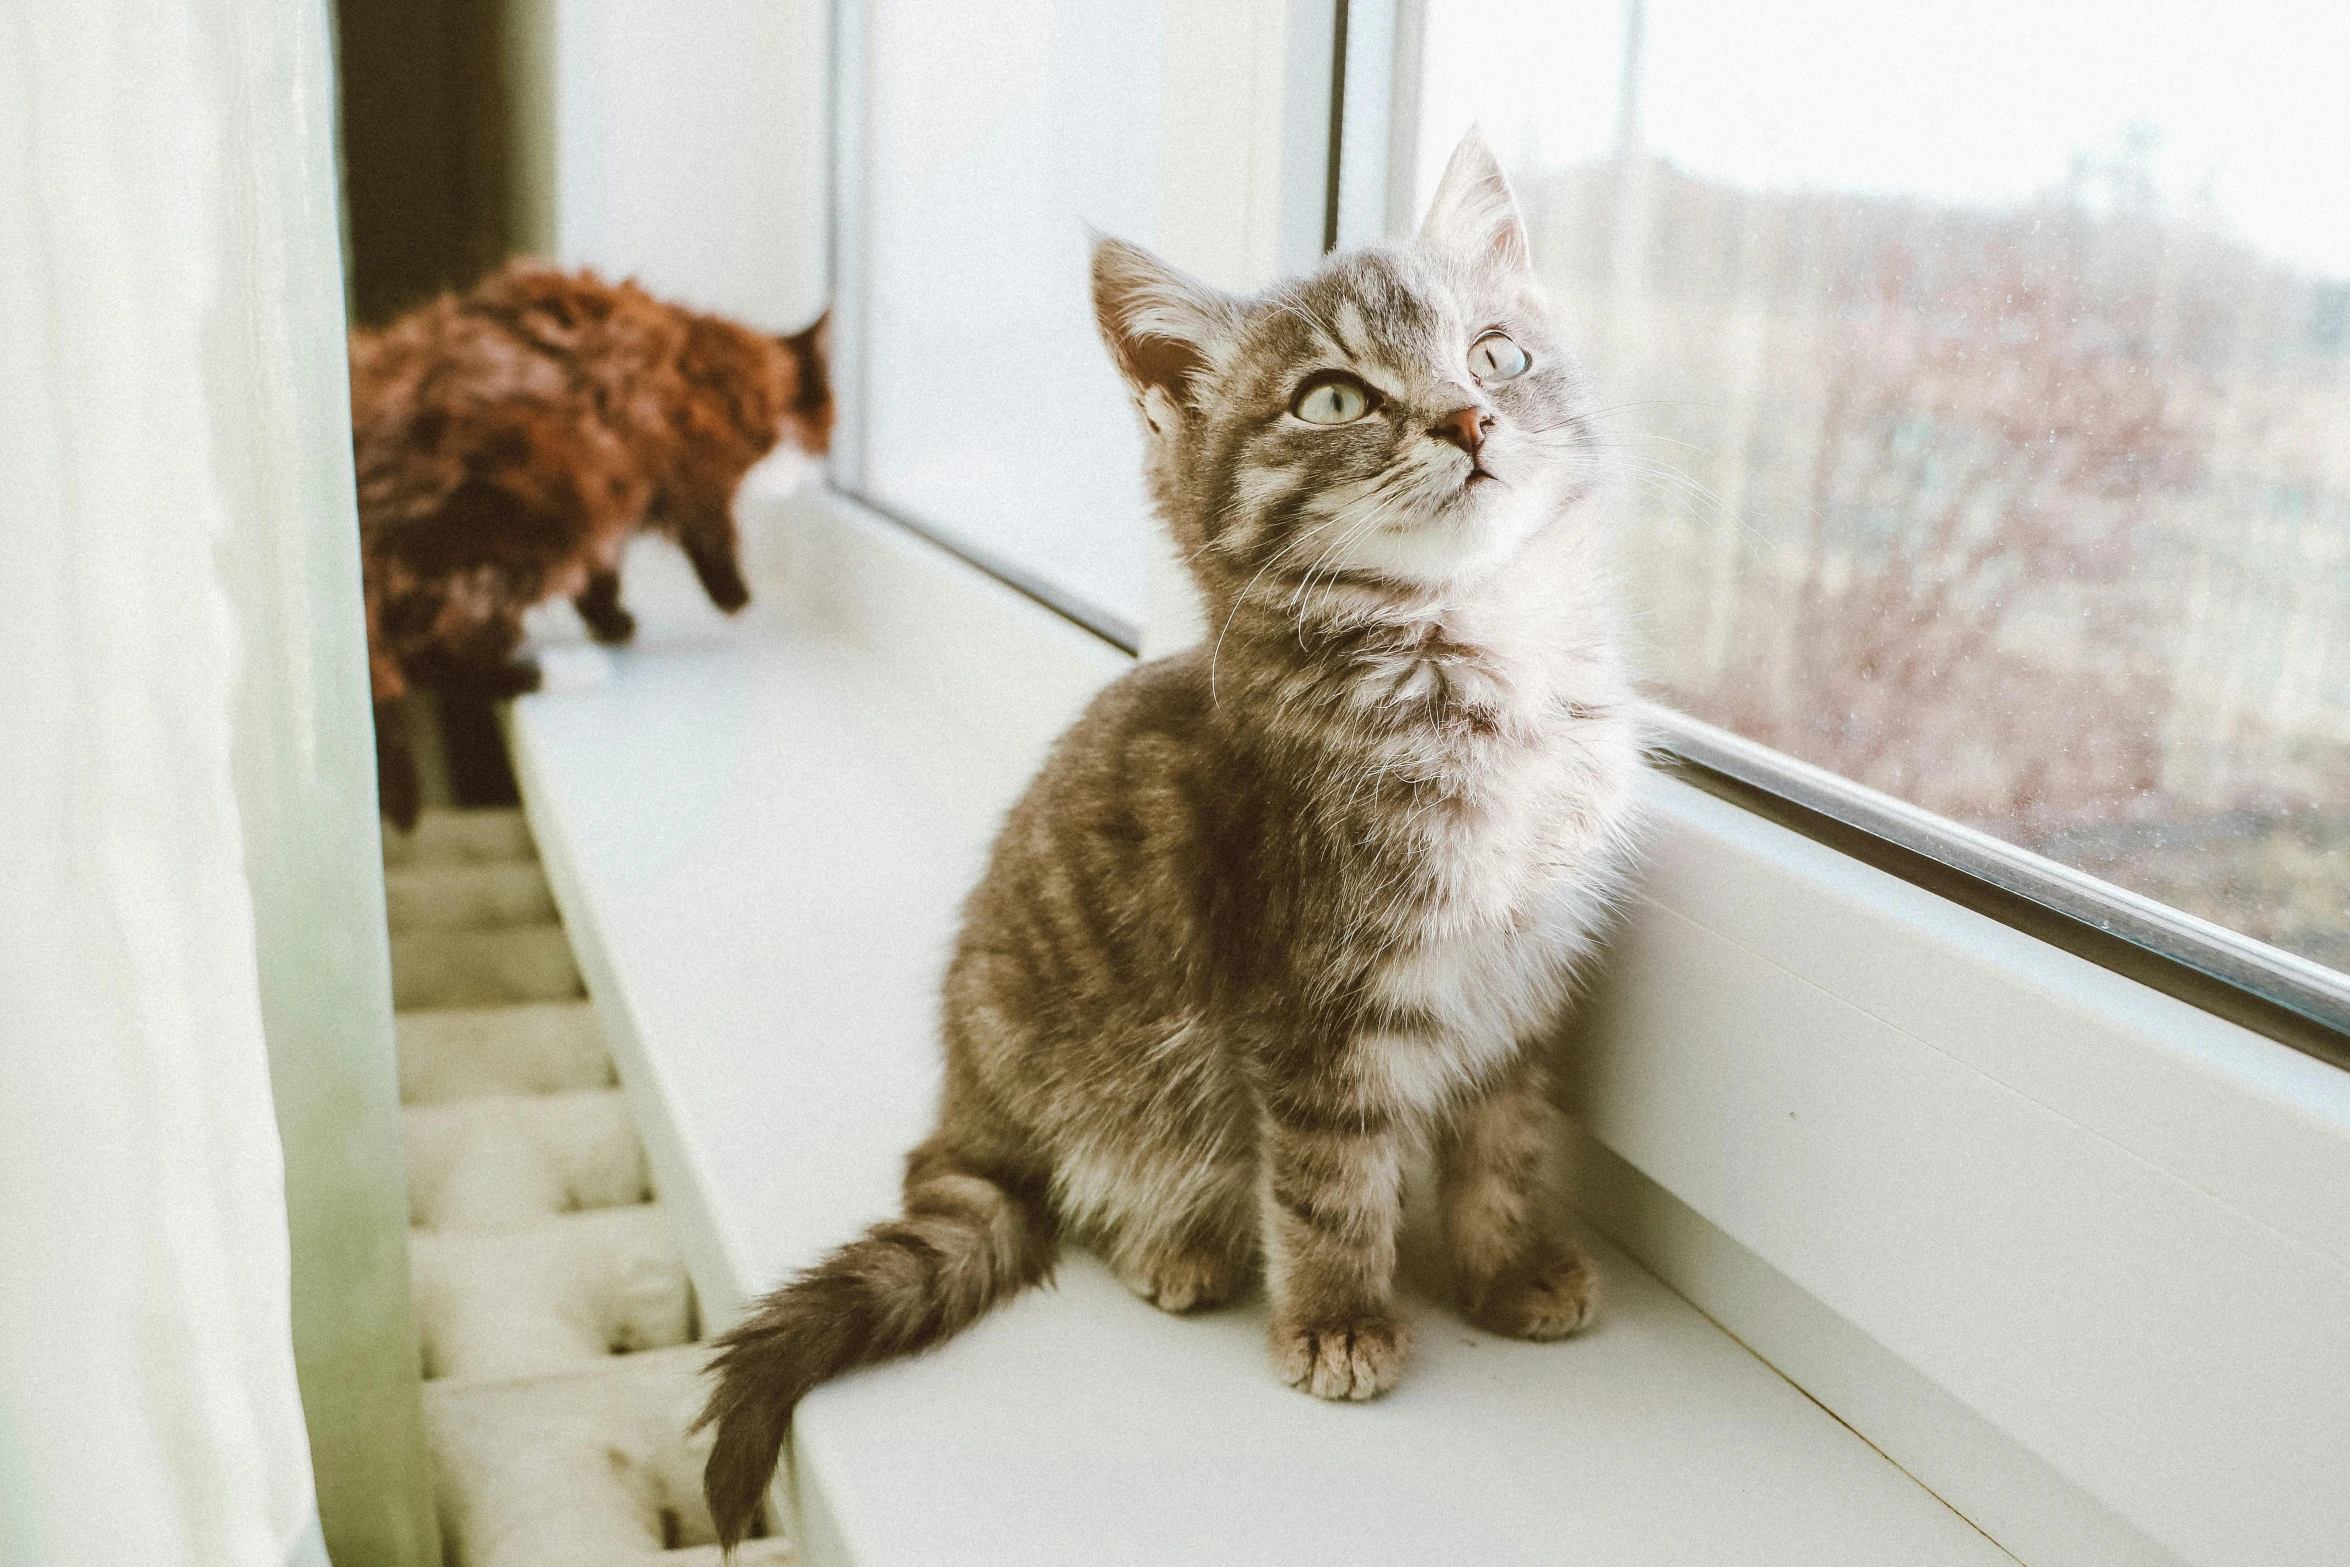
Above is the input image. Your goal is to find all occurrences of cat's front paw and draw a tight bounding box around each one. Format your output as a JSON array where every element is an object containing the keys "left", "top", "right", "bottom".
[
  {"left": 698, "top": 561, "right": 751, "bottom": 613},
  {"left": 582, "top": 603, "right": 636, "bottom": 644},
  {"left": 1271, "top": 1312, "right": 1410, "bottom": 1401},
  {"left": 1462, "top": 1248, "right": 1599, "bottom": 1341}
]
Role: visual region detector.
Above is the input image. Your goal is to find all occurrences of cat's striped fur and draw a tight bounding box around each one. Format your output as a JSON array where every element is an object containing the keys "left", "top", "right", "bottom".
[{"left": 698, "top": 132, "right": 1643, "bottom": 1545}]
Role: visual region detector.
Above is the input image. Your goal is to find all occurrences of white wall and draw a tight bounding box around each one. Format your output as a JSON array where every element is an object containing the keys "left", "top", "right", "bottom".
[
  {"left": 852, "top": 0, "right": 1166, "bottom": 635},
  {"left": 535, "top": 0, "right": 830, "bottom": 332}
]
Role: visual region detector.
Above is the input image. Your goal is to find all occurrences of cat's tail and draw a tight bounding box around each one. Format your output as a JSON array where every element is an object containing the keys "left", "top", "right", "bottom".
[{"left": 695, "top": 1142, "right": 1057, "bottom": 1548}]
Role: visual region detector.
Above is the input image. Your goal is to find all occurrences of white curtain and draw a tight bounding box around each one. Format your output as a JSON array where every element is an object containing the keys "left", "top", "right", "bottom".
[{"left": 0, "top": 3, "right": 335, "bottom": 1564}]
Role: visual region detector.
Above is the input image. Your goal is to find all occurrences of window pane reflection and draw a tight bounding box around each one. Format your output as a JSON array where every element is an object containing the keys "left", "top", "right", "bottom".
[{"left": 1416, "top": 0, "right": 2350, "bottom": 974}]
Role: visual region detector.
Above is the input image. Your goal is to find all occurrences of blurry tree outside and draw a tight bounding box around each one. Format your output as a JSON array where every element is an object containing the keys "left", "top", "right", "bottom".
[
  {"left": 1469, "top": 12, "right": 2350, "bottom": 974},
  {"left": 1410, "top": 0, "right": 2350, "bottom": 972}
]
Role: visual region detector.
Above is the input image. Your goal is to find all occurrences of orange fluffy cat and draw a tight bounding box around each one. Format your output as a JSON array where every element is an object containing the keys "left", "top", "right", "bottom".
[{"left": 350, "top": 261, "right": 831, "bottom": 827}]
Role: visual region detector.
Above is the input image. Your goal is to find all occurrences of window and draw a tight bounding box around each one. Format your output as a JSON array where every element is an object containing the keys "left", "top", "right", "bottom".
[
  {"left": 840, "top": 0, "right": 1165, "bottom": 645},
  {"left": 826, "top": 0, "right": 2348, "bottom": 1043},
  {"left": 1407, "top": 0, "right": 2350, "bottom": 1020},
  {"left": 487, "top": 12, "right": 2350, "bottom": 1560}
]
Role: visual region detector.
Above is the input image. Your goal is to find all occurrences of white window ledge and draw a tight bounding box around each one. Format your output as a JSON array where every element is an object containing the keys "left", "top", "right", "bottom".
[{"left": 507, "top": 477, "right": 2350, "bottom": 1567}]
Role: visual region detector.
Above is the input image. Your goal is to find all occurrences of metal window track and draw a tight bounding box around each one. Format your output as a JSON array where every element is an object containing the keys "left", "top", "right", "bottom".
[{"left": 1652, "top": 706, "right": 2350, "bottom": 1072}]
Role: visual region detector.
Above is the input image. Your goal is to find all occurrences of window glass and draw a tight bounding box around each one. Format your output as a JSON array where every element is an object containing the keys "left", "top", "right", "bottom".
[
  {"left": 1413, "top": 0, "right": 2350, "bottom": 976},
  {"left": 854, "top": 0, "right": 1163, "bottom": 638}
]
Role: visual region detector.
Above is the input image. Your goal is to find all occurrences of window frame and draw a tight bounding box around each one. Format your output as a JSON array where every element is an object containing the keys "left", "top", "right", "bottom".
[{"left": 1661, "top": 709, "right": 2350, "bottom": 1064}]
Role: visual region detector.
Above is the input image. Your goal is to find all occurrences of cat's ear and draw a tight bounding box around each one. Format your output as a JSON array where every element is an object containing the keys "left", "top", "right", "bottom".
[
  {"left": 1419, "top": 128, "right": 1531, "bottom": 273},
  {"left": 783, "top": 307, "right": 831, "bottom": 362},
  {"left": 1090, "top": 234, "right": 1237, "bottom": 415}
]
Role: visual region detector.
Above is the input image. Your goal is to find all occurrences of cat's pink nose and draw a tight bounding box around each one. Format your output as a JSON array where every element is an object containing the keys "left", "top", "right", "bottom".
[{"left": 1432, "top": 405, "right": 1490, "bottom": 457}]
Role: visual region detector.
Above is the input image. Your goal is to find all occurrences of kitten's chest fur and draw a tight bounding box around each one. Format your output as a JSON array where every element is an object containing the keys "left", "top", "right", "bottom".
[{"left": 1238, "top": 621, "right": 1640, "bottom": 1113}]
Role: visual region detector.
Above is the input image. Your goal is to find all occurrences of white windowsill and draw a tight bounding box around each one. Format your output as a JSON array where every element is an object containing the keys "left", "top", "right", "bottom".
[{"left": 507, "top": 476, "right": 2350, "bottom": 1567}]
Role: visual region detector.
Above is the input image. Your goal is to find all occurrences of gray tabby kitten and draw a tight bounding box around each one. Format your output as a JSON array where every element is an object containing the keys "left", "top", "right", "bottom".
[{"left": 698, "top": 130, "right": 1643, "bottom": 1546}]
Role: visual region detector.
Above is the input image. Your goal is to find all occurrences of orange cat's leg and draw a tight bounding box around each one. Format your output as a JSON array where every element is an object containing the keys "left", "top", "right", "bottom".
[
  {"left": 406, "top": 597, "right": 543, "bottom": 699},
  {"left": 573, "top": 567, "right": 636, "bottom": 644},
  {"left": 673, "top": 507, "right": 750, "bottom": 613},
  {"left": 373, "top": 699, "right": 421, "bottom": 830},
  {"left": 362, "top": 575, "right": 425, "bottom": 828}
]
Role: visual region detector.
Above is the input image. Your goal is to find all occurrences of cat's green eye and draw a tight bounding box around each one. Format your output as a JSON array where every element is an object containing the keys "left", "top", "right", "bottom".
[
  {"left": 1470, "top": 331, "right": 1530, "bottom": 383},
  {"left": 1290, "top": 373, "right": 1376, "bottom": 426}
]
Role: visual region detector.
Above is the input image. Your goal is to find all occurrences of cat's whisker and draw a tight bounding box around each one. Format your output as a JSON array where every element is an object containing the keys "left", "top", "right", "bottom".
[
  {"left": 1609, "top": 459, "right": 1774, "bottom": 552},
  {"left": 1285, "top": 507, "right": 1388, "bottom": 639},
  {"left": 1209, "top": 506, "right": 1358, "bottom": 702}
]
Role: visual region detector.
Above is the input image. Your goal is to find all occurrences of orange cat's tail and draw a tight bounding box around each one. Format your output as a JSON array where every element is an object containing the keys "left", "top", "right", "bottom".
[{"left": 694, "top": 1143, "right": 1056, "bottom": 1547}]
